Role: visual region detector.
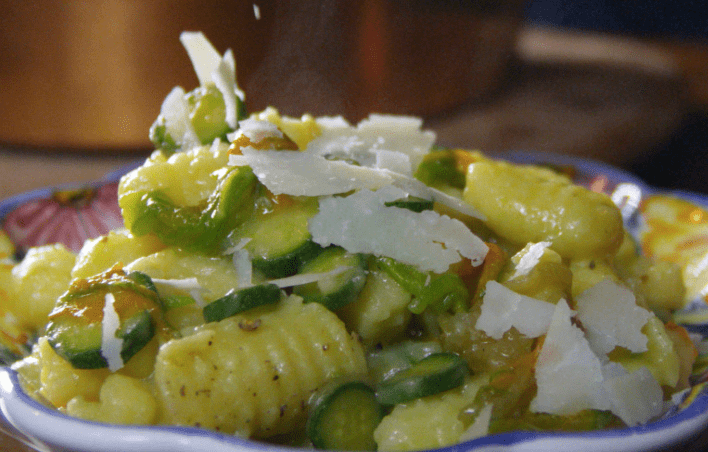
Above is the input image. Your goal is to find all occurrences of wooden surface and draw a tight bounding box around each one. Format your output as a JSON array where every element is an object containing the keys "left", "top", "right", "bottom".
[{"left": 1, "top": 24, "right": 708, "bottom": 452}]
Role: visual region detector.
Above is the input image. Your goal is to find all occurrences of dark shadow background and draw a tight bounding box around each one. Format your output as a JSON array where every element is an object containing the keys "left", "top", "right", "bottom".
[{"left": 525, "top": 0, "right": 708, "bottom": 195}]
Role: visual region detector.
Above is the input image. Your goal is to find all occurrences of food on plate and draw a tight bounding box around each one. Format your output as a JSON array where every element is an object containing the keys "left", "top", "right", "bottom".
[{"left": 0, "top": 32, "right": 700, "bottom": 451}]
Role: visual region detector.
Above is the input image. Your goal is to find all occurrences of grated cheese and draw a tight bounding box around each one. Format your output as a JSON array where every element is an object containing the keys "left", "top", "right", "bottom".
[
  {"left": 308, "top": 185, "right": 488, "bottom": 273},
  {"left": 101, "top": 293, "right": 125, "bottom": 372},
  {"left": 576, "top": 279, "right": 653, "bottom": 355},
  {"left": 475, "top": 281, "right": 555, "bottom": 340}
]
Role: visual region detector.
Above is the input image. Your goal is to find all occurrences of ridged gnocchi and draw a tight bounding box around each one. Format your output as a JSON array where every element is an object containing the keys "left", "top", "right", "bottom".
[{"left": 154, "top": 295, "right": 366, "bottom": 437}]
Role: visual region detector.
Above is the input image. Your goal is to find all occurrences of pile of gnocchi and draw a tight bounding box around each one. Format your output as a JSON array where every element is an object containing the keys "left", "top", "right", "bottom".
[{"left": 0, "top": 33, "right": 698, "bottom": 451}]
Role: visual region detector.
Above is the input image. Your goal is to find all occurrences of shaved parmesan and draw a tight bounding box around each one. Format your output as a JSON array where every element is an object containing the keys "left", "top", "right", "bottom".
[
  {"left": 576, "top": 279, "right": 653, "bottom": 355},
  {"left": 233, "top": 250, "right": 253, "bottom": 288},
  {"left": 509, "top": 241, "right": 553, "bottom": 280},
  {"left": 599, "top": 363, "right": 663, "bottom": 426},
  {"left": 152, "top": 277, "right": 208, "bottom": 307},
  {"left": 101, "top": 293, "right": 124, "bottom": 372},
  {"left": 375, "top": 150, "right": 412, "bottom": 175},
  {"left": 305, "top": 113, "right": 435, "bottom": 173},
  {"left": 531, "top": 297, "right": 666, "bottom": 425},
  {"left": 235, "top": 148, "right": 395, "bottom": 196},
  {"left": 238, "top": 118, "right": 283, "bottom": 142},
  {"left": 530, "top": 299, "right": 607, "bottom": 415},
  {"left": 159, "top": 86, "right": 200, "bottom": 150},
  {"left": 475, "top": 281, "right": 555, "bottom": 339},
  {"left": 266, "top": 266, "right": 352, "bottom": 289},
  {"left": 180, "top": 32, "right": 222, "bottom": 87},
  {"left": 212, "top": 49, "right": 240, "bottom": 129},
  {"left": 309, "top": 186, "right": 488, "bottom": 273}
]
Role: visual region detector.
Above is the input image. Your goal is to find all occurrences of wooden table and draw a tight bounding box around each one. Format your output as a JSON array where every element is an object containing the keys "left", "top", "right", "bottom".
[{"left": 1, "top": 24, "right": 708, "bottom": 451}]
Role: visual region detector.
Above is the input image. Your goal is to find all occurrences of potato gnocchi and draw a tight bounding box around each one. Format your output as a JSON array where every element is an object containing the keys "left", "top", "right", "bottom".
[{"left": 0, "top": 32, "right": 699, "bottom": 452}]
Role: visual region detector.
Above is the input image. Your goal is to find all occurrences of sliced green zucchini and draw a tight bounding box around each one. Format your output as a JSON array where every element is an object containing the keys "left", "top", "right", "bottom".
[
  {"left": 45, "top": 268, "right": 163, "bottom": 369},
  {"left": 375, "top": 257, "right": 469, "bottom": 313},
  {"left": 414, "top": 148, "right": 467, "bottom": 189},
  {"left": 129, "top": 165, "right": 259, "bottom": 255},
  {"left": 202, "top": 284, "right": 282, "bottom": 323},
  {"left": 307, "top": 381, "right": 384, "bottom": 451},
  {"left": 384, "top": 196, "right": 434, "bottom": 213},
  {"left": 366, "top": 340, "right": 442, "bottom": 384},
  {"left": 375, "top": 352, "right": 468, "bottom": 405},
  {"left": 293, "top": 247, "right": 367, "bottom": 311},
  {"left": 235, "top": 201, "right": 323, "bottom": 278}
]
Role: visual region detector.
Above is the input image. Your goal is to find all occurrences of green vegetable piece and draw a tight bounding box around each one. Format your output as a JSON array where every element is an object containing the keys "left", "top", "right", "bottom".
[
  {"left": 488, "top": 409, "right": 621, "bottom": 434},
  {"left": 307, "top": 381, "right": 384, "bottom": 451},
  {"left": 375, "top": 257, "right": 469, "bottom": 313},
  {"left": 294, "top": 247, "right": 367, "bottom": 311},
  {"left": 202, "top": 284, "right": 282, "bottom": 323},
  {"left": 414, "top": 148, "right": 466, "bottom": 189},
  {"left": 236, "top": 201, "right": 323, "bottom": 278},
  {"left": 148, "top": 115, "right": 179, "bottom": 154},
  {"left": 45, "top": 268, "right": 162, "bottom": 369},
  {"left": 367, "top": 340, "right": 442, "bottom": 384},
  {"left": 375, "top": 352, "right": 469, "bottom": 405},
  {"left": 384, "top": 196, "right": 434, "bottom": 213},
  {"left": 187, "top": 85, "right": 231, "bottom": 144},
  {"left": 129, "top": 166, "right": 259, "bottom": 255}
]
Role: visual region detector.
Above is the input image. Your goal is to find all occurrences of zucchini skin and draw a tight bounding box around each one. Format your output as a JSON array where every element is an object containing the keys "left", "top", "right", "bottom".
[
  {"left": 202, "top": 284, "right": 282, "bottom": 323},
  {"left": 375, "top": 352, "right": 469, "bottom": 405},
  {"left": 294, "top": 248, "right": 367, "bottom": 311},
  {"left": 129, "top": 166, "right": 259, "bottom": 255},
  {"left": 307, "top": 380, "right": 383, "bottom": 451},
  {"left": 45, "top": 268, "right": 163, "bottom": 369}
]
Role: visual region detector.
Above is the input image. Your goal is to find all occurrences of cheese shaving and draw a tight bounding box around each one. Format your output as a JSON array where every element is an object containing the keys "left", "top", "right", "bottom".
[
  {"left": 233, "top": 249, "right": 253, "bottom": 288},
  {"left": 235, "top": 148, "right": 395, "bottom": 196},
  {"left": 101, "top": 293, "right": 125, "bottom": 372},
  {"left": 151, "top": 277, "right": 208, "bottom": 307},
  {"left": 265, "top": 266, "right": 352, "bottom": 289},
  {"left": 212, "top": 49, "right": 239, "bottom": 129},
  {"left": 509, "top": 241, "right": 553, "bottom": 280},
  {"left": 180, "top": 31, "right": 223, "bottom": 87},
  {"left": 309, "top": 185, "right": 488, "bottom": 273},
  {"left": 475, "top": 281, "right": 555, "bottom": 339},
  {"left": 306, "top": 113, "right": 435, "bottom": 173},
  {"left": 576, "top": 279, "right": 652, "bottom": 355},
  {"left": 599, "top": 363, "right": 663, "bottom": 426},
  {"left": 530, "top": 299, "right": 606, "bottom": 415},
  {"left": 159, "top": 86, "right": 200, "bottom": 150}
]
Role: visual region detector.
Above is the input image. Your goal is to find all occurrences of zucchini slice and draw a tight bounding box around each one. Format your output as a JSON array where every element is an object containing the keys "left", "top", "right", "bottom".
[
  {"left": 235, "top": 202, "right": 323, "bottom": 278},
  {"left": 294, "top": 247, "right": 367, "bottom": 311},
  {"left": 45, "top": 268, "right": 162, "bottom": 369},
  {"left": 202, "top": 283, "right": 282, "bottom": 323},
  {"left": 307, "top": 381, "right": 384, "bottom": 451},
  {"left": 375, "top": 352, "right": 469, "bottom": 405}
]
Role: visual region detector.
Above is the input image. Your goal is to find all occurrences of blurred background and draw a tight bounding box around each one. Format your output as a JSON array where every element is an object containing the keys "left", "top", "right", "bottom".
[
  {"left": 0, "top": 0, "right": 707, "bottom": 197},
  {"left": 1, "top": 2, "right": 708, "bottom": 451}
]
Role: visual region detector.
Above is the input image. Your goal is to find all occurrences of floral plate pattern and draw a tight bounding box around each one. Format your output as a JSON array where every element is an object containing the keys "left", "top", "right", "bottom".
[{"left": 1, "top": 152, "right": 708, "bottom": 452}]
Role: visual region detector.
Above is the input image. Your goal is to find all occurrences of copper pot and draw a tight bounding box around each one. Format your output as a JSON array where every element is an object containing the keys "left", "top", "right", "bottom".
[{"left": 0, "top": 0, "right": 526, "bottom": 151}]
